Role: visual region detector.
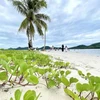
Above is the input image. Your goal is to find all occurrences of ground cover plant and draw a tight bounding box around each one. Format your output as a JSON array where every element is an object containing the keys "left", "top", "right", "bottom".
[
  {"left": 10, "top": 89, "right": 40, "bottom": 100},
  {"left": 0, "top": 50, "right": 100, "bottom": 100}
]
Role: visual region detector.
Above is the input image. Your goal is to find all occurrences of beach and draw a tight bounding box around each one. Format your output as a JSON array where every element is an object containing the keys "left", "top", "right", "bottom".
[
  {"left": 41, "top": 50, "right": 100, "bottom": 76},
  {"left": 1, "top": 50, "right": 100, "bottom": 100}
]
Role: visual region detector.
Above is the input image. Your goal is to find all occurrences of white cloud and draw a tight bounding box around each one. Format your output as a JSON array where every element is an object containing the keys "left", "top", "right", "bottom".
[
  {"left": 73, "top": 29, "right": 100, "bottom": 39},
  {"left": 85, "top": 30, "right": 100, "bottom": 38},
  {"left": 0, "top": 36, "right": 8, "bottom": 40},
  {"left": 91, "top": 10, "right": 100, "bottom": 21},
  {"left": 0, "top": 0, "right": 100, "bottom": 48},
  {"left": 63, "top": 0, "right": 100, "bottom": 23},
  {"left": 63, "top": 0, "right": 82, "bottom": 14}
]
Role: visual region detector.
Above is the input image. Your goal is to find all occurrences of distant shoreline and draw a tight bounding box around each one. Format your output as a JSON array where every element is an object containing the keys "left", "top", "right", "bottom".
[{"left": 70, "top": 49, "right": 100, "bottom": 57}]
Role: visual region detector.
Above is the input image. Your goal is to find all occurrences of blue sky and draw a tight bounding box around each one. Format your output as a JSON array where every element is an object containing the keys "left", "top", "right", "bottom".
[{"left": 0, "top": 0, "right": 100, "bottom": 48}]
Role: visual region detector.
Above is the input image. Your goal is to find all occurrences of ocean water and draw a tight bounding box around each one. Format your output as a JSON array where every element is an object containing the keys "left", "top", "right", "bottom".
[{"left": 70, "top": 49, "right": 100, "bottom": 56}]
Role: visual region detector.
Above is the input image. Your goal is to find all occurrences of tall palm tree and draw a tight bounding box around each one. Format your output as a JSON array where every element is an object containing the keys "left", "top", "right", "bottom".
[{"left": 10, "top": 0, "right": 50, "bottom": 50}]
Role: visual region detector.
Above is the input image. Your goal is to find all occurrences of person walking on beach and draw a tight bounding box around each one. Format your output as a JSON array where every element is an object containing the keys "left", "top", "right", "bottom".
[
  {"left": 65, "top": 46, "right": 68, "bottom": 52},
  {"left": 62, "top": 44, "right": 64, "bottom": 52}
]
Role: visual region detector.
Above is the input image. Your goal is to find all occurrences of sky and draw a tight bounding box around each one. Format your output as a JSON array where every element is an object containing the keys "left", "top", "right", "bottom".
[{"left": 0, "top": 0, "right": 100, "bottom": 48}]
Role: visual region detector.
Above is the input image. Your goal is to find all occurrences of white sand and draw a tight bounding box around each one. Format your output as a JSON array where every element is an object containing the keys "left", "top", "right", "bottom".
[
  {"left": 0, "top": 82, "right": 71, "bottom": 100},
  {"left": 42, "top": 50, "right": 100, "bottom": 76},
  {"left": 1, "top": 50, "right": 100, "bottom": 100}
]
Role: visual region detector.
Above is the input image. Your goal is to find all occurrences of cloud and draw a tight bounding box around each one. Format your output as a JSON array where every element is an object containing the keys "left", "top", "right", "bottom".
[
  {"left": 63, "top": 0, "right": 82, "bottom": 14},
  {"left": 0, "top": 36, "right": 8, "bottom": 40},
  {"left": 0, "top": 0, "right": 100, "bottom": 48}
]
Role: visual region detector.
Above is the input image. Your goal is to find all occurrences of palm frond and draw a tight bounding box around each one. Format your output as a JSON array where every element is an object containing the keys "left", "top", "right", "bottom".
[
  {"left": 18, "top": 18, "right": 28, "bottom": 31},
  {"left": 9, "top": 0, "right": 50, "bottom": 38},
  {"left": 34, "top": 20, "right": 42, "bottom": 29},
  {"left": 29, "top": 0, "right": 47, "bottom": 12},
  {"left": 34, "top": 20, "right": 43, "bottom": 35},
  {"left": 37, "top": 27, "right": 44, "bottom": 36},
  {"left": 35, "top": 14, "right": 51, "bottom": 21},
  {"left": 10, "top": 0, "right": 27, "bottom": 15},
  {"left": 27, "top": 0, "right": 33, "bottom": 9},
  {"left": 37, "top": 19, "right": 47, "bottom": 31},
  {"left": 40, "top": 0, "right": 47, "bottom": 8},
  {"left": 37, "top": 0, "right": 47, "bottom": 8}
]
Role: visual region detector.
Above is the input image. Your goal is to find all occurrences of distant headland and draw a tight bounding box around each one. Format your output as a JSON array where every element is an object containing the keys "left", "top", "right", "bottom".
[
  {"left": 69, "top": 42, "right": 100, "bottom": 49},
  {"left": 8, "top": 42, "right": 100, "bottom": 50}
]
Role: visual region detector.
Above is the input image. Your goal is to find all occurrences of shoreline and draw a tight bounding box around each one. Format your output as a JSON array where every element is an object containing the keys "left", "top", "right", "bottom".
[
  {"left": 70, "top": 49, "right": 100, "bottom": 57},
  {"left": 41, "top": 50, "right": 100, "bottom": 76}
]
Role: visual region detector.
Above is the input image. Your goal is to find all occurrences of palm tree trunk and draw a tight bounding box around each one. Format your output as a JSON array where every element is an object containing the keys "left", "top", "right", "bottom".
[
  {"left": 44, "top": 31, "right": 46, "bottom": 51},
  {"left": 27, "top": 27, "right": 33, "bottom": 50},
  {"left": 28, "top": 35, "right": 33, "bottom": 50}
]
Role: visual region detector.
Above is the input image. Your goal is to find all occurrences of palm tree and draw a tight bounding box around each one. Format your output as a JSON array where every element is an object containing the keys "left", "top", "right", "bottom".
[{"left": 10, "top": 0, "right": 50, "bottom": 50}]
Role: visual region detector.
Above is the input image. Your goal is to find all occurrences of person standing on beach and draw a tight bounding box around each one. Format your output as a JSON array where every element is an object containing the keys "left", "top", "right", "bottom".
[
  {"left": 62, "top": 44, "right": 64, "bottom": 52},
  {"left": 52, "top": 45, "right": 54, "bottom": 50},
  {"left": 65, "top": 46, "right": 68, "bottom": 52},
  {"left": 28, "top": 40, "right": 33, "bottom": 50}
]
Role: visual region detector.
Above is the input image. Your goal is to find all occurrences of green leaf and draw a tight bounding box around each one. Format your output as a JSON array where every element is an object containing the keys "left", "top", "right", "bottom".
[
  {"left": 29, "top": 68, "right": 34, "bottom": 75},
  {"left": 64, "top": 88, "right": 81, "bottom": 100},
  {"left": 0, "top": 71, "right": 8, "bottom": 80},
  {"left": 66, "top": 70, "right": 71, "bottom": 76},
  {"left": 65, "top": 62, "right": 70, "bottom": 66},
  {"left": 10, "top": 97, "right": 13, "bottom": 100},
  {"left": 12, "top": 65, "right": 19, "bottom": 76},
  {"left": 76, "top": 83, "right": 90, "bottom": 92},
  {"left": 55, "top": 73, "right": 59, "bottom": 78},
  {"left": 64, "top": 88, "right": 75, "bottom": 98},
  {"left": 0, "top": 59, "right": 7, "bottom": 69},
  {"left": 95, "top": 83, "right": 100, "bottom": 92},
  {"left": 55, "top": 76, "right": 61, "bottom": 84},
  {"left": 23, "top": 90, "right": 36, "bottom": 100},
  {"left": 61, "top": 76, "right": 70, "bottom": 87},
  {"left": 19, "top": 62, "right": 28, "bottom": 74},
  {"left": 26, "top": 75, "right": 39, "bottom": 84},
  {"left": 89, "top": 76, "right": 100, "bottom": 85},
  {"left": 6, "top": 65, "right": 12, "bottom": 73},
  {"left": 78, "top": 70, "right": 85, "bottom": 76},
  {"left": 81, "top": 97, "right": 87, "bottom": 100},
  {"left": 0, "top": 54, "right": 8, "bottom": 61},
  {"left": 38, "top": 68, "right": 45, "bottom": 75},
  {"left": 96, "top": 91, "right": 100, "bottom": 99},
  {"left": 47, "top": 79, "right": 56, "bottom": 88},
  {"left": 15, "top": 89, "right": 22, "bottom": 100},
  {"left": 87, "top": 72, "right": 91, "bottom": 76},
  {"left": 23, "top": 71, "right": 29, "bottom": 78},
  {"left": 60, "top": 71, "right": 65, "bottom": 75},
  {"left": 70, "top": 77, "right": 78, "bottom": 84}
]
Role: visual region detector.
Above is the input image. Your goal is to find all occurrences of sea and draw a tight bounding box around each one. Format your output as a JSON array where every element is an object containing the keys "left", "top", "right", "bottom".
[{"left": 70, "top": 49, "right": 100, "bottom": 57}]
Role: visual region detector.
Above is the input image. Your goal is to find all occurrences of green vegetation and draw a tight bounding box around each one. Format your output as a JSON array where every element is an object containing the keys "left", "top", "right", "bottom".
[
  {"left": 64, "top": 70, "right": 100, "bottom": 100},
  {"left": 0, "top": 50, "right": 69, "bottom": 99},
  {"left": 10, "top": 0, "right": 50, "bottom": 50},
  {"left": 0, "top": 50, "right": 100, "bottom": 100},
  {"left": 10, "top": 89, "right": 40, "bottom": 100},
  {"left": 70, "top": 42, "right": 100, "bottom": 49}
]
